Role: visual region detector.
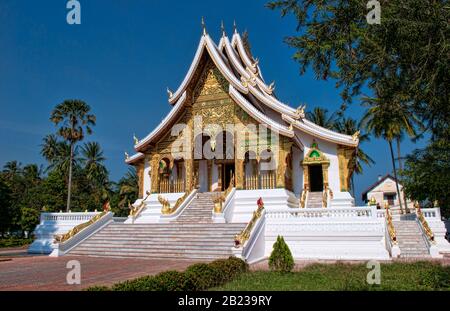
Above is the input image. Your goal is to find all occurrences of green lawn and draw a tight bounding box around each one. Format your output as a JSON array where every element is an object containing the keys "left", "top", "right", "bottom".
[{"left": 212, "top": 262, "right": 450, "bottom": 291}]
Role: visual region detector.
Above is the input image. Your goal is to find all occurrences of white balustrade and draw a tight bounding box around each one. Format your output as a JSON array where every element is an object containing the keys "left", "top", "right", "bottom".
[{"left": 266, "top": 206, "right": 377, "bottom": 220}]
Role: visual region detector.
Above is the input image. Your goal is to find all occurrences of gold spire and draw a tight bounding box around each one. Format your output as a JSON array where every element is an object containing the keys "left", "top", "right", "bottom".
[
  {"left": 221, "top": 20, "right": 226, "bottom": 37},
  {"left": 201, "top": 16, "right": 207, "bottom": 35}
]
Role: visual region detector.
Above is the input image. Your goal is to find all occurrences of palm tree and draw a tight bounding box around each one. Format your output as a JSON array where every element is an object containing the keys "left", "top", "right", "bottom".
[
  {"left": 50, "top": 100, "right": 96, "bottom": 211},
  {"left": 118, "top": 168, "right": 138, "bottom": 210},
  {"left": 361, "top": 98, "right": 420, "bottom": 213},
  {"left": 334, "top": 117, "right": 375, "bottom": 197},
  {"left": 306, "top": 107, "right": 337, "bottom": 130},
  {"left": 41, "top": 135, "right": 78, "bottom": 175},
  {"left": 80, "top": 142, "right": 108, "bottom": 184},
  {"left": 2, "top": 161, "right": 22, "bottom": 179}
]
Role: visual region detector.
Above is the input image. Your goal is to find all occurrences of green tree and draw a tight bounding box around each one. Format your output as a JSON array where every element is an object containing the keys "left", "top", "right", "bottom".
[
  {"left": 117, "top": 168, "right": 138, "bottom": 216},
  {"left": 269, "top": 236, "right": 294, "bottom": 273},
  {"left": 361, "top": 97, "right": 421, "bottom": 213},
  {"left": 267, "top": 0, "right": 449, "bottom": 140},
  {"left": 334, "top": 117, "right": 374, "bottom": 197},
  {"left": 306, "top": 107, "right": 337, "bottom": 130},
  {"left": 50, "top": 100, "right": 96, "bottom": 211},
  {"left": 401, "top": 139, "right": 450, "bottom": 218},
  {"left": 80, "top": 142, "right": 108, "bottom": 186},
  {"left": 0, "top": 178, "right": 12, "bottom": 236}
]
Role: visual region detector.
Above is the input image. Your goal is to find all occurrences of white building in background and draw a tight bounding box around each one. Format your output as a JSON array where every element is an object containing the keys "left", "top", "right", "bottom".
[{"left": 362, "top": 174, "right": 414, "bottom": 210}]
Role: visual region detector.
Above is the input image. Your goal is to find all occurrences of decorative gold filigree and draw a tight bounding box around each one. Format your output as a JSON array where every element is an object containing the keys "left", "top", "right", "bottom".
[
  {"left": 385, "top": 202, "right": 398, "bottom": 245},
  {"left": 235, "top": 198, "right": 264, "bottom": 247},
  {"left": 415, "top": 202, "right": 435, "bottom": 243},
  {"left": 159, "top": 191, "right": 191, "bottom": 215},
  {"left": 54, "top": 212, "right": 108, "bottom": 243},
  {"left": 300, "top": 189, "right": 308, "bottom": 208}
]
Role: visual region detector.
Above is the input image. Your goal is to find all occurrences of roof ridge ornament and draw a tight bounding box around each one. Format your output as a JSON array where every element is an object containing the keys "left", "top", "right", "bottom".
[
  {"left": 125, "top": 151, "right": 129, "bottom": 160},
  {"left": 201, "top": 16, "right": 207, "bottom": 36},
  {"left": 268, "top": 81, "right": 275, "bottom": 92},
  {"left": 352, "top": 130, "right": 360, "bottom": 141},
  {"left": 167, "top": 87, "right": 173, "bottom": 98},
  {"left": 221, "top": 20, "right": 226, "bottom": 37},
  {"left": 233, "top": 20, "right": 237, "bottom": 34},
  {"left": 295, "top": 104, "right": 306, "bottom": 119},
  {"left": 133, "top": 134, "right": 139, "bottom": 145}
]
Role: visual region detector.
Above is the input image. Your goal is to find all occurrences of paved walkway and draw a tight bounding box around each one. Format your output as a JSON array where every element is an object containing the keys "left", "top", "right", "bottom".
[{"left": 0, "top": 253, "right": 198, "bottom": 291}]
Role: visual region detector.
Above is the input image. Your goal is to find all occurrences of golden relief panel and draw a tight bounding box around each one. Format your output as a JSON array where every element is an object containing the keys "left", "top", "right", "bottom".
[{"left": 193, "top": 60, "right": 229, "bottom": 101}]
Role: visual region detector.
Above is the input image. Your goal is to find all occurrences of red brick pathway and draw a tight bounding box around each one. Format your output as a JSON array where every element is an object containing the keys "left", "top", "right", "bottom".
[{"left": 0, "top": 254, "right": 199, "bottom": 291}]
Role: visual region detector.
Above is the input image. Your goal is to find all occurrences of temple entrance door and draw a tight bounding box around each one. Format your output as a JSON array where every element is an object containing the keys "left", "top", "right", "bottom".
[
  {"left": 309, "top": 165, "right": 324, "bottom": 192},
  {"left": 222, "top": 163, "right": 235, "bottom": 190}
]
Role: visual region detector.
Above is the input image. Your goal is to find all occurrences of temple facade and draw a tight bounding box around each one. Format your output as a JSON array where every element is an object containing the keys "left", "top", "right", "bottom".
[
  {"left": 125, "top": 25, "right": 359, "bottom": 209},
  {"left": 29, "top": 23, "right": 449, "bottom": 261}
]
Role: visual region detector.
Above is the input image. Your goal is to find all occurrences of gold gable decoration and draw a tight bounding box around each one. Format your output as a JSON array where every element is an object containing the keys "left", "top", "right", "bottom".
[
  {"left": 193, "top": 60, "right": 229, "bottom": 101},
  {"left": 302, "top": 140, "right": 330, "bottom": 165}
]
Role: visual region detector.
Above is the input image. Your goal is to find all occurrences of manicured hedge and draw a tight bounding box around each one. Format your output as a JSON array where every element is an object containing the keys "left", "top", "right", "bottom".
[
  {"left": 86, "top": 256, "right": 248, "bottom": 291},
  {"left": 0, "top": 237, "right": 32, "bottom": 248}
]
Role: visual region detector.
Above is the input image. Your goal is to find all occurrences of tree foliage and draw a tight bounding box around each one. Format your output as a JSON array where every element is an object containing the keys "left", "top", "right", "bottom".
[{"left": 269, "top": 236, "right": 294, "bottom": 273}]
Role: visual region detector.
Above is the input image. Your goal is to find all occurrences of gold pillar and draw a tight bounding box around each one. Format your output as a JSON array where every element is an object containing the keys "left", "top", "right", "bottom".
[
  {"left": 207, "top": 160, "right": 213, "bottom": 192},
  {"left": 150, "top": 154, "right": 159, "bottom": 193},
  {"left": 137, "top": 163, "right": 144, "bottom": 198},
  {"left": 322, "top": 163, "right": 330, "bottom": 189},
  {"left": 337, "top": 145, "right": 355, "bottom": 192},
  {"left": 185, "top": 158, "right": 194, "bottom": 191},
  {"left": 302, "top": 165, "right": 310, "bottom": 191},
  {"left": 217, "top": 163, "right": 223, "bottom": 190},
  {"left": 235, "top": 159, "right": 244, "bottom": 189}
]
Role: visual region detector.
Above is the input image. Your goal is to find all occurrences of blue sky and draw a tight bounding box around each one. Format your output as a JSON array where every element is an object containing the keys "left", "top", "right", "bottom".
[{"left": 0, "top": 1, "right": 426, "bottom": 203}]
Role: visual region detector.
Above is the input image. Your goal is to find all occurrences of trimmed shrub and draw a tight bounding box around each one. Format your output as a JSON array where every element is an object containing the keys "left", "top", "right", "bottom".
[
  {"left": 269, "top": 235, "right": 294, "bottom": 273},
  {"left": 185, "top": 263, "right": 222, "bottom": 290},
  {"left": 88, "top": 256, "right": 248, "bottom": 291}
]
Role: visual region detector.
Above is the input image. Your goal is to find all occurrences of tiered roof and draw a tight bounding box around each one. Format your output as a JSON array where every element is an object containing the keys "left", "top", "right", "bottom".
[{"left": 127, "top": 22, "right": 358, "bottom": 164}]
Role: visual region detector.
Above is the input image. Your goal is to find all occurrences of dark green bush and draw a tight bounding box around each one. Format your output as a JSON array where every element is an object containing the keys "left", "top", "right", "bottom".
[
  {"left": 185, "top": 263, "right": 222, "bottom": 290},
  {"left": 87, "top": 256, "right": 248, "bottom": 291},
  {"left": 269, "top": 235, "right": 294, "bottom": 273}
]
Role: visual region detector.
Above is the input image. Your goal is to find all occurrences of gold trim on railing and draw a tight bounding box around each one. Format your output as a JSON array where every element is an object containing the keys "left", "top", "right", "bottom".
[
  {"left": 415, "top": 202, "right": 435, "bottom": 243},
  {"left": 300, "top": 189, "right": 308, "bottom": 208},
  {"left": 384, "top": 202, "right": 398, "bottom": 245},
  {"left": 159, "top": 191, "right": 191, "bottom": 215},
  {"left": 322, "top": 187, "right": 328, "bottom": 208},
  {"left": 129, "top": 191, "right": 151, "bottom": 218},
  {"left": 54, "top": 211, "right": 108, "bottom": 243},
  {"left": 234, "top": 198, "right": 264, "bottom": 247},
  {"left": 212, "top": 173, "right": 235, "bottom": 214}
]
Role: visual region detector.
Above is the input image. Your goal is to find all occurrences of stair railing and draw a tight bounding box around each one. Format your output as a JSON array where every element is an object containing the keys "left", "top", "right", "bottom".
[
  {"left": 415, "top": 202, "right": 435, "bottom": 244},
  {"left": 213, "top": 173, "right": 235, "bottom": 214},
  {"left": 300, "top": 189, "right": 308, "bottom": 208},
  {"left": 322, "top": 187, "right": 328, "bottom": 208},
  {"left": 159, "top": 188, "right": 198, "bottom": 216},
  {"left": 129, "top": 191, "right": 151, "bottom": 222},
  {"left": 51, "top": 211, "right": 114, "bottom": 256},
  {"left": 384, "top": 202, "right": 398, "bottom": 245},
  {"left": 234, "top": 198, "right": 265, "bottom": 247}
]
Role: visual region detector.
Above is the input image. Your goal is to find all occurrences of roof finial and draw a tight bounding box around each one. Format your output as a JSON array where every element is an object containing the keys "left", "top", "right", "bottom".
[
  {"left": 221, "top": 20, "right": 226, "bottom": 37},
  {"left": 133, "top": 134, "right": 139, "bottom": 145},
  {"left": 201, "top": 16, "right": 207, "bottom": 35},
  {"left": 233, "top": 20, "right": 237, "bottom": 34},
  {"left": 167, "top": 87, "right": 173, "bottom": 98}
]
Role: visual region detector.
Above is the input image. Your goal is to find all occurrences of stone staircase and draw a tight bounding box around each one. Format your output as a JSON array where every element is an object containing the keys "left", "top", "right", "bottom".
[
  {"left": 68, "top": 192, "right": 246, "bottom": 260},
  {"left": 393, "top": 219, "right": 430, "bottom": 258},
  {"left": 173, "top": 192, "right": 216, "bottom": 224},
  {"left": 307, "top": 191, "right": 323, "bottom": 208}
]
